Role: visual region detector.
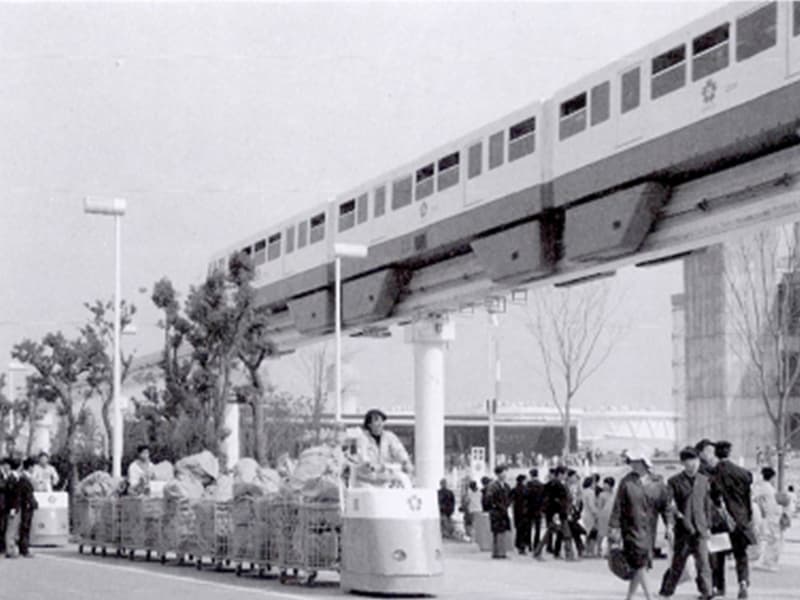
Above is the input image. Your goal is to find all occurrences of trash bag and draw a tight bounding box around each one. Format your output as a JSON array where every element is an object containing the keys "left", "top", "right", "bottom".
[
  {"left": 175, "top": 450, "right": 219, "bottom": 484},
  {"left": 76, "top": 471, "right": 120, "bottom": 498},
  {"left": 163, "top": 476, "right": 205, "bottom": 500},
  {"left": 232, "top": 459, "right": 281, "bottom": 499},
  {"left": 151, "top": 460, "right": 175, "bottom": 481},
  {"left": 204, "top": 474, "right": 234, "bottom": 502}
]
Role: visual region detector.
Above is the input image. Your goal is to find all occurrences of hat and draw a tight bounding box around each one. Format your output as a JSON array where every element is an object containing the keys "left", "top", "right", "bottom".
[{"left": 626, "top": 448, "right": 653, "bottom": 469}]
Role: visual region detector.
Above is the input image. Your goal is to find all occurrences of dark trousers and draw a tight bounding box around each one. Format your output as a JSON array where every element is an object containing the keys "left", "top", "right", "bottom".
[
  {"left": 711, "top": 528, "right": 750, "bottom": 592},
  {"left": 534, "top": 515, "right": 573, "bottom": 559},
  {"left": 491, "top": 531, "right": 508, "bottom": 558},
  {"left": 530, "top": 513, "right": 543, "bottom": 550},
  {"left": 18, "top": 509, "right": 34, "bottom": 556},
  {"left": 659, "top": 533, "right": 711, "bottom": 597},
  {"left": 514, "top": 517, "right": 531, "bottom": 552},
  {"left": 0, "top": 508, "right": 6, "bottom": 554}
]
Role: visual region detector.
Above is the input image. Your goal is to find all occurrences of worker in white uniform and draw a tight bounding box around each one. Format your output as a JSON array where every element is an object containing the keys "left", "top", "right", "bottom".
[
  {"left": 32, "top": 452, "right": 60, "bottom": 492},
  {"left": 354, "top": 408, "right": 413, "bottom": 487},
  {"left": 127, "top": 444, "right": 153, "bottom": 495}
]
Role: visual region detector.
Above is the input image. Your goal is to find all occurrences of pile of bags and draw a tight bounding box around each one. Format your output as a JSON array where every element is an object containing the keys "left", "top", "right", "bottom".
[
  {"left": 76, "top": 471, "right": 120, "bottom": 498},
  {"left": 163, "top": 450, "right": 221, "bottom": 500},
  {"left": 284, "top": 445, "right": 343, "bottom": 503},
  {"left": 232, "top": 458, "right": 281, "bottom": 499}
]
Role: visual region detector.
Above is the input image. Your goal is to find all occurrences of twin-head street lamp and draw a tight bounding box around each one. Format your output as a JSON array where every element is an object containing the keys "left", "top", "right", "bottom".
[
  {"left": 84, "top": 197, "right": 126, "bottom": 480},
  {"left": 333, "top": 242, "right": 368, "bottom": 423}
]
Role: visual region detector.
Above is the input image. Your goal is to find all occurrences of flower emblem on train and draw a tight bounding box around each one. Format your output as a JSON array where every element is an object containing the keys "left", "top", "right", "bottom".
[
  {"left": 702, "top": 79, "right": 717, "bottom": 104},
  {"left": 407, "top": 494, "right": 423, "bottom": 512},
  {"left": 420, "top": 202, "right": 429, "bottom": 218}
]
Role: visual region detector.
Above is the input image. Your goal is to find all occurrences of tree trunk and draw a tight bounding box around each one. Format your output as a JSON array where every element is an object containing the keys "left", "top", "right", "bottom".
[
  {"left": 563, "top": 401, "right": 571, "bottom": 458},
  {"left": 25, "top": 397, "right": 39, "bottom": 456},
  {"left": 776, "top": 417, "right": 786, "bottom": 491}
]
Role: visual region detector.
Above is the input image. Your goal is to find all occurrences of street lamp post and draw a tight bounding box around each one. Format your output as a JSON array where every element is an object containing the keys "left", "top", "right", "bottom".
[
  {"left": 84, "top": 197, "right": 126, "bottom": 479},
  {"left": 333, "top": 242, "right": 368, "bottom": 423}
]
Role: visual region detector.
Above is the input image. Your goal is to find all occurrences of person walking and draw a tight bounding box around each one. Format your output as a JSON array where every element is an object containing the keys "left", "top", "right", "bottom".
[
  {"left": 4, "top": 457, "right": 21, "bottom": 558},
  {"left": 525, "top": 468, "right": 545, "bottom": 552},
  {"left": 0, "top": 457, "right": 10, "bottom": 555},
  {"left": 486, "top": 465, "right": 512, "bottom": 559},
  {"left": 510, "top": 474, "right": 531, "bottom": 554},
  {"left": 596, "top": 476, "right": 616, "bottom": 557},
  {"left": 710, "top": 440, "right": 755, "bottom": 599},
  {"left": 658, "top": 447, "right": 712, "bottom": 600},
  {"left": 609, "top": 450, "right": 656, "bottom": 600},
  {"left": 16, "top": 458, "right": 38, "bottom": 558},
  {"left": 437, "top": 478, "right": 456, "bottom": 539},
  {"left": 752, "top": 466, "right": 782, "bottom": 572},
  {"left": 534, "top": 466, "right": 574, "bottom": 561},
  {"left": 462, "top": 480, "right": 482, "bottom": 540},
  {"left": 581, "top": 476, "right": 599, "bottom": 557}
]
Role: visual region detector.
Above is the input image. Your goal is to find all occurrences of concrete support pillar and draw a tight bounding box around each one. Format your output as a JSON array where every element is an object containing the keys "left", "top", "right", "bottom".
[
  {"left": 405, "top": 314, "right": 455, "bottom": 490},
  {"left": 223, "top": 402, "right": 241, "bottom": 470}
]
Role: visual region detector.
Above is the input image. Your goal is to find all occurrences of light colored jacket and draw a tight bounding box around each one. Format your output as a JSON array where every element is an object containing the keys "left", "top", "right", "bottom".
[
  {"left": 356, "top": 428, "right": 410, "bottom": 470},
  {"left": 32, "top": 464, "right": 59, "bottom": 492}
]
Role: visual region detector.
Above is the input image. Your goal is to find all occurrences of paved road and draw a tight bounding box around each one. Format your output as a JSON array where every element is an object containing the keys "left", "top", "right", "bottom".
[{"left": 3, "top": 531, "right": 800, "bottom": 600}]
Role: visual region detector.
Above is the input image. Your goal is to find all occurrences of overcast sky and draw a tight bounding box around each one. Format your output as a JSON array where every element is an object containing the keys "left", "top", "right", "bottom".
[{"left": 0, "top": 2, "right": 724, "bottom": 411}]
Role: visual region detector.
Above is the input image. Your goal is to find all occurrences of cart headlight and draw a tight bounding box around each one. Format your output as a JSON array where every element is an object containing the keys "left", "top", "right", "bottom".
[{"left": 392, "top": 549, "right": 407, "bottom": 561}]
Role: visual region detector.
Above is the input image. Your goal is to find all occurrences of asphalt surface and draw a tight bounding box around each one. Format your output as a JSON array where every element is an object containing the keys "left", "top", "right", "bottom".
[{"left": 2, "top": 529, "right": 800, "bottom": 600}]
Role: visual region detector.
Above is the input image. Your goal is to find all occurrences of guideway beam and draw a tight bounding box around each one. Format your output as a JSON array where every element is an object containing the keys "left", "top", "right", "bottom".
[{"left": 405, "top": 314, "right": 455, "bottom": 489}]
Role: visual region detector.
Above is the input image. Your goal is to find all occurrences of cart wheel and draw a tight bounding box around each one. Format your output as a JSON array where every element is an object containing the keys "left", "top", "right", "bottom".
[
  {"left": 78, "top": 544, "right": 84, "bottom": 554},
  {"left": 306, "top": 571, "right": 318, "bottom": 586}
]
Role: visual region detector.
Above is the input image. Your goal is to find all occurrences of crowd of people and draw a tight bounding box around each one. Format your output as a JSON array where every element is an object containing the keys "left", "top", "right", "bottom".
[
  {"left": 438, "top": 439, "right": 797, "bottom": 600},
  {"left": 0, "top": 452, "right": 59, "bottom": 559}
]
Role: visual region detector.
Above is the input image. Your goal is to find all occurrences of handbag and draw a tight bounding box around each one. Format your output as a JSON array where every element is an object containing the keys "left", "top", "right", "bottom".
[
  {"left": 707, "top": 532, "right": 732, "bottom": 554},
  {"left": 608, "top": 547, "right": 634, "bottom": 581}
]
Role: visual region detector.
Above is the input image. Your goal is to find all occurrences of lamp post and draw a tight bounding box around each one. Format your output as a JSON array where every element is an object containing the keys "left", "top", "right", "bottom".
[
  {"left": 84, "top": 197, "right": 126, "bottom": 479},
  {"left": 333, "top": 242, "right": 368, "bottom": 423}
]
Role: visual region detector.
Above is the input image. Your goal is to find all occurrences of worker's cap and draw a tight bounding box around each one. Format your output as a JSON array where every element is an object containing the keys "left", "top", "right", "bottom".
[
  {"left": 363, "top": 408, "right": 387, "bottom": 428},
  {"left": 625, "top": 448, "right": 653, "bottom": 469},
  {"left": 678, "top": 446, "right": 698, "bottom": 461}
]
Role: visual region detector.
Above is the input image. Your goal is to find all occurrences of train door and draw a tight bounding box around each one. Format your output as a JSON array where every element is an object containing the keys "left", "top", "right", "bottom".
[
  {"left": 789, "top": 2, "right": 800, "bottom": 76},
  {"left": 616, "top": 62, "right": 646, "bottom": 147}
]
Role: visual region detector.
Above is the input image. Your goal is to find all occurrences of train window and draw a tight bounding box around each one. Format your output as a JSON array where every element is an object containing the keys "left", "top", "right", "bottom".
[
  {"left": 374, "top": 185, "right": 386, "bottom": 218},
  {"left": 357, "top": 193, "right": 368, "bottom": 224},
  {"left": 559, "top": 92, "right": 587, "bottom": 140},
  {"left": 437, "top": 152, "right": 460, "bottom": 191},
  {"left": 267, "top": 233, "right": 281, "bottom": 261},
  {"left": 489, "top": 131, "right": 505, "bottom": 169},
  {"left": 736, "top": 2, "right": 777, "bottom": 62},
  {"left": 392, "top": 175, "right": 413, "bottom": 209},
  {"left": 309, "top": 213, "right": 326, "bottom": 244},
  {"left": 468, "top": 142, "right": 482, "bottom": 179},
  {"left": 285, "top": 226, "right": 295, "bottom": 254},
  {"left": 339, "top": 199, "right": 356, "bottom": 232},
  {"left": 242, "top": 246, "right": 253, "bottom": 257},
  {"left": 509, "top": 117, "right": 536, "bottom": 161},
  {"left": 254, "top": 239, "right": 267, "bottom": 265},
  {"left": 297, "top": 221, "right": 308, "bottom": 249},
  {"left": 415, "top": 163, "right": 435, "bottom": 201},
  {"left": 651, "top": 44, "right": 686, "bottom": 99},
  {"left": 590, "top": 83, "right": 610, "bottom": 126},
  {"left": 693, "top": 23, "right": 729, "bottom": 81},
  {"left": 795, "top": 1, "right": 800, "bottom": 36},
  {"left": 621, "top": 67, "right": 641, "bottom": 113}
]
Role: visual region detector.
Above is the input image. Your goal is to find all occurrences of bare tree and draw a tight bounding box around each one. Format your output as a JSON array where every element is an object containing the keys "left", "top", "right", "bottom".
[
  {"left": 723, "top": 224, "right": 800, "bottom": 490},
  {"left": 522, "top": 282, "right": 622, "bottom": 457}
]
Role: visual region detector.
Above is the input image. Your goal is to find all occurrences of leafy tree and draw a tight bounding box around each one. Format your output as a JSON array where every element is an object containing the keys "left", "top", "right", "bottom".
[
  {"left": 0, "top": 373, "right": 29, "bottom": 454},
  {"left": 81, "top": 299, "right": 137, "bottom": 458},
  {"left": 11, "top": 332, "right": 104, "bottom": 492}
]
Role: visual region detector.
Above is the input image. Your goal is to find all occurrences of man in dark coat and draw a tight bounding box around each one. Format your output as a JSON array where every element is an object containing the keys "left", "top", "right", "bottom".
[
  {"left": 710, "top": 440, "right": 755, "bottom": 599},
  {"left": 659, "top": 447, "right": 712, "bottom": 599},
  {"left": 16, "top": 458, "right": 38, "bottom": 558},
  {"left": 0, "top": 457, "right": 10, "bottom": 555},
  {"left": 510, "top": 473, "right": 530, "bottom": 554},
  {"left": 437, "top": 478, "right": 456, "bottom": 539},
  {"left": 4, "top": 457, "right": 21, "bottom": 557},
  {"left": 609, "top": 451, "right": 656, "bottom": 600},
  {"left": 525, "top": 468, "right": 545, "bottom": 552},
  {"left": 485, "top": 465, "right": 511, "bottom": 559},
  {"left": 533, "top": 466, "right": 574, "bottom": 560}
]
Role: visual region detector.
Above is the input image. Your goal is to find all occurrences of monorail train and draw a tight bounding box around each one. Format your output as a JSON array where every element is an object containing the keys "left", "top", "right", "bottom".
[{"left": 210, "top": 1, "right": 800, "bottom": 336}]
